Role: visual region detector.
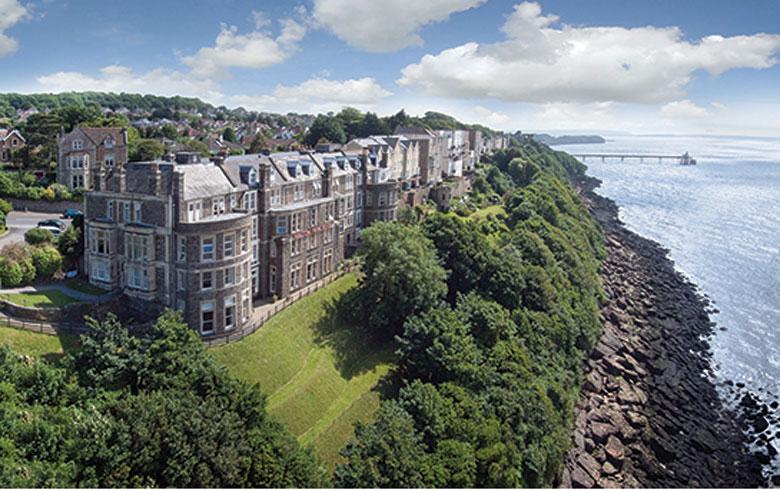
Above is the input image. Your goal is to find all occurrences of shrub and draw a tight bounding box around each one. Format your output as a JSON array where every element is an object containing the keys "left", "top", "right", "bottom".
[
  {"left": 31, "top": 246, "right": 62, "bottom": 279},
  {"left": 25, "top": 227, "right": 54, "bottom": 245},
  {"left": 0, "top": 198, "right": 11, "bottom": 215},
  {"left": 0, "top": 257, "right": 23, "bottom": 287},
  {"left": 0, "top": 244, "right": 37, "bottom": 286}
]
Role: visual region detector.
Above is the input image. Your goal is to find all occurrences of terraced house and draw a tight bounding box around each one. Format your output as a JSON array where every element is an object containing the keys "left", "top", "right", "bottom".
[
  {"left": 84, "top": 153, "right": 254, "bottom": 337},
  {"left": 58, "top": 127, "right": 128, "bottom": 191}
]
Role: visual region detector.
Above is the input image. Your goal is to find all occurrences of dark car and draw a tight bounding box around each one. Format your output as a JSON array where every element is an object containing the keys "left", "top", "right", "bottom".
[
  {"left": 38, "top": 219, "right": 66, "bottom": 230},
  {"left": 62, "top": 208, "right": 83, "bottom": 219}
]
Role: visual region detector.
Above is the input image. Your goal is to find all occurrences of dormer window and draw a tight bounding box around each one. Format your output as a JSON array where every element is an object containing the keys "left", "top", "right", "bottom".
[
  {"left": 248, "top": 168, "right": 257, "bottom": 186},
  {"left": 73, "top": 139, "right": 83, "bottom": 150},
  {"left": 105, "top": 137, "right": 114, "bottom": 149}
]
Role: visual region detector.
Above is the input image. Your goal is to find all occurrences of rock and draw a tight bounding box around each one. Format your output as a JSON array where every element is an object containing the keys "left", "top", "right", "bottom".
[
  {"left": 602, "top": 461, "right": 619, "bottom": 476},
  {"left": 605, "top": 435, "right": 625, "bottom": 465},
  {"left": 583, "top": 371, "right": 603, "bottom": 393},
  {"left": 591, "top": 422, "right": 618, "bottom": 442},
  {"left": 570, "top": 466, "right": 595, "bottom": 488},
  {"left": 558, "top": 467, "right": 572, "bottom": 488},
  {"left": 597, "top": 477, "right": 622, "bottom": 488},
  {"left": 754, "top": 416, "right": 769, "bottom": 433},
  {"left": 576, "top": 451, "right": 602, "bottom": 481}
]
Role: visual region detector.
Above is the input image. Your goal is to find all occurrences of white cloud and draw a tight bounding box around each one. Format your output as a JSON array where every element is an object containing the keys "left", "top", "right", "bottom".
[
  {"left": 474, "top": 105, "right": 510, "bottom": 125},
  {"left": 399, "top": 1, "right": 780, "bottom": 104},
  {"left": 251, "top": 10, "right": 271, "bottom": 29},
  {"left": 36, "top": 65, "right": 224, "bottom": 103},
  {"left": 230, "top": 77, "right": 392, "bottom": 113},
  {"left": 181, "top": 19, "right": 306, "bottom": 78},
  {"left": 313, "top": 0, "right": 485, "bottom": 52},
  {"left": 660, "top": 100, "right": 709, "bottom": 119},
  {"left": 0, "top": 0, "right": 28, "bottom": 57}
]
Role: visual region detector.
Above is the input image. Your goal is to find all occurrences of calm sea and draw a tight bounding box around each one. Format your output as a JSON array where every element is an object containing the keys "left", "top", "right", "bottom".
[{"left": 559, "top": 134, "right": 780, "bottom": 402}]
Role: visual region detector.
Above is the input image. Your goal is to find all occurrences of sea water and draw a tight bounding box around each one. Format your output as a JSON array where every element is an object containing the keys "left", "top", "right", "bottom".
[{"left": 559, "top": 134, "right": 780, "bottom": 405}]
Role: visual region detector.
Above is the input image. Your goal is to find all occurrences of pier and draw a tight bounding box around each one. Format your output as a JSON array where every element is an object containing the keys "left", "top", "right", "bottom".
[{"left": 573, "top": 152, "right": 697, "bottom": 165}]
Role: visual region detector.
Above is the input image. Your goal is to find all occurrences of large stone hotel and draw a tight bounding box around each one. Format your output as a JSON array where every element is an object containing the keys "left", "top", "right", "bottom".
[{"left": 82, "top": 127, "right": 507, "bottom": 337}]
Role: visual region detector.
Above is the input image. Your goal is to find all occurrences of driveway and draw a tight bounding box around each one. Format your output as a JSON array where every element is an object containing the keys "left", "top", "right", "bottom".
[{"left": 0, "top": 211, "right": 71, "bottom": 248}]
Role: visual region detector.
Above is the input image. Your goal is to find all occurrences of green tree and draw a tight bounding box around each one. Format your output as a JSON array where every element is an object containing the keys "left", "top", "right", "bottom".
[
  {"left": 222, "top": 126, "right": 236, "bottom": 143},
  {"left": 354, "top": 222, "right": 447, "bottom": 337},
  {"left": 184, "top": 139, "right": 210, "bottom": 156},
  {"left": 129, "top": 139, "right": 165, "bottom": 161},
  {"left": 303, "top": 115, "right": 346, "bottom": 147}
]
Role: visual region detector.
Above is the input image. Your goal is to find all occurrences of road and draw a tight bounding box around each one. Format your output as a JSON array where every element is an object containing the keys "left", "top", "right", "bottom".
[{"left": 0, "top": 211, "right": 71, "bottom": 248}]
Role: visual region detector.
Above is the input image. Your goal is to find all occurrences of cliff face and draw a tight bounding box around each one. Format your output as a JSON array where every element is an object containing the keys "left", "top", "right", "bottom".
[{"left": 560, "top": 180, "right": 765, "bottom": 487}]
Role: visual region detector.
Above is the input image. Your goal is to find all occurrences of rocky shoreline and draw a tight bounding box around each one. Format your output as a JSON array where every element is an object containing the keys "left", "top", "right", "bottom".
[{"left": 559, "top": 179, "right": 774, "bottom": 488}]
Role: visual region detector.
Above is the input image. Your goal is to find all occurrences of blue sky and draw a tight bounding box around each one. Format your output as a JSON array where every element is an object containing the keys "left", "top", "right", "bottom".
[{"left": 1, "top": 0, "right": 780, "bottom": 135}]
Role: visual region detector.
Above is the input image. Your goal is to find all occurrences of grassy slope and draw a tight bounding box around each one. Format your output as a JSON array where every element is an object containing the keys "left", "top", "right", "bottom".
[
  {"left": 211, "top": 273, "right": 394, "bottom": 471},
  {"left": 0, "top": 325, "right": 79, "bottom": 358},
  {"left": 0, "top": 290, "right": 80, "bottom": 308}
]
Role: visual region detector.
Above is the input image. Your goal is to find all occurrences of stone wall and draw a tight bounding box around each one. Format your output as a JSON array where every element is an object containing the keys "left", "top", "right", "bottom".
[{"left": 6, "top": 197, "right": 83, "bottom": 214}]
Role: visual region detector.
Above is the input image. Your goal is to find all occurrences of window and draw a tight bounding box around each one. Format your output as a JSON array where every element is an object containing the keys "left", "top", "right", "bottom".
[
  {"left": 188, "top": 201, "right": 202, "bottom": 222},
  {"left": 127, "top": 265, "right": 149, "bottom": 290},
  {"left": 253, "top": 243, "right": 259, "bottom": 262},
  {"left": 133, "top": 202, "right": 142, "bottom": 223},
  {"left": 323, "top": 228, "right": 333, "bottom": 244},
  {"left": 290, "top": 263, "right": 301, "bottom": 289},
  {"left": 104, "top": 154, "right": 115, "bottom": 168},
  {"left": 71, "top": 175, "right": 84, "bottom": 189},
  {"left": 378, "top": 192, "right": 387, "bottom": 207},
  {"left": 312, "top": 181, "right": 321, "bottom": 197},
  {"left": 323, "top": 250, "right": 333, "bottom": 274},
  {"left": 126, "top": 235, "right": 150, "bottom": 261},
  {"left": 276, "top": 216, "right": 287, "bottom": 235},
  {"left": 291, "top": 238, "right": 301, "bottom": 256},
  {"left": 104, "top": 138, "right": 114, "bottom": 149},
  {"left": 224, "top": 296, "right": 236, "bottom": 330},
  {"left": 223, "top": 233, "right": 234, "bottom": 258},
  {"left": 357, "top": 173, "right": 363, "bottom": 186},
  {"left": 177, "top": 270, "right": 186, "bottom": 291},
  {"left": 201, "top": 302, "right": 215, "bottom": 334},
  {"left": 294, "top": 184, "right": 304, "bottom": 201},
  {"left": 309, "top": 208, "right": 317, "bottom": 228},
  {"left": 240, "top": 230, "right": 248, "bottom": 253},
  {"left": 123, "top": 202, "right": 130, "bottom": 222},
  {"left": 213, "top": 198, "right": 225, "bottom": 215},
  {"left": 230, "top": 194, "right": 237, "bottom": 210},
  {"left": 201, "top": 271, "right": 213, "bottom": 290},
  {"left": 241, "top": 290, "right": 250, "bottom": 322},
  {"left": 73, "top": 139, "right": 83, "bottom": 150},
  {"left": 91, "top": 258, "right": 110, "bottom": 281},
  {"left": 307, "top": 234, "right": 317, "bottom": 250},
  {"left": 306, "top": 258, "right": 317, "bottom": 283},
  {"left": 177, "top": 235, "right": 186, "bottom": 261},
  {"left": 107, "top": 200, "right": 114, "bottom": 220},
  {"left": 251, "top": 220, "right": 258, "bottom": 238},
  {"left": 202, "top": 237, "right": 215, "bottom": 261},
  {"left": 91, "top": 229, "right": 110, "bottom": 255},
  {"left": 269, "top": 266, "right": 277, "bottom": 293},
  {"left": 346, "top": 174, "right": 353, "bottom": 190},
  {"left": 243, "top": 191, "right": 256, "bottom": 211},
  {"left": 177, "top": 299, "right": 185, "bottom": 312},
  {"left": 291, "top": 213, "right": 301, "bottom": 232},
  {"left": 70, "top": 155, "right": 85, "bottom": 169},
  {"left": 225, "top": 267, "right": 235, "bottom": 287},
  {"left": 270, "top": 189, "right": 281, "bottom": 206},
  {"left": 270, "top": 241, "right": 277, "bottom": 258}
]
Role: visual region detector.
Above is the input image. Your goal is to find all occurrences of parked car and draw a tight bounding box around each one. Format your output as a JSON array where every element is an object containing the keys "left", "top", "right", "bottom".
[
  {"left": 37, "top": 225, "right": 62, "bottom": 237},
  {"left": 62, "top": 208, "right": 83, "bottom": 219},
  {"left": 37, "top": 219, "right": 66, "bottom": 231}
]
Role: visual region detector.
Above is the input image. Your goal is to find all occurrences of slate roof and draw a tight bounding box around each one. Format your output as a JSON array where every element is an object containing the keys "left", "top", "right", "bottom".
[
  {"left": 176, "top": 163, "right": 236, "bottom": 200},
  {"left": 78, "top": 127, "right": 126, "bottom": 146}
]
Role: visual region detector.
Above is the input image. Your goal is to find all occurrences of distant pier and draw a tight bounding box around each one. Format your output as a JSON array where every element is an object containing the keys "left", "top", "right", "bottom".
[{"left": 573, "top": 152, "right": 697, "bottom": 165}]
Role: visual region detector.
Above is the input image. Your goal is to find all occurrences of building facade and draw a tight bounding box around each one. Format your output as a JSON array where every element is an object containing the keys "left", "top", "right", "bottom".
[
  {"left": 0, "top": 129, "right": 25, "bottom": 162},
  {"left": 84, "top": 153, "right": 254, "bottom": 337},
  {"left": 58, "top": 127, "right": 128, "bottom": 191}
]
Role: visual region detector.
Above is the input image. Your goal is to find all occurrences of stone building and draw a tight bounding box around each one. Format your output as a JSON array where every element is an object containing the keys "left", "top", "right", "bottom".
[
  {"left": 394, "top": 126, "right": 448, "bottom": 185},
  {"left": 58, "top": 127, "right": 128, "bottom": 191},
  {"left": 0, "top": 129, "right": 25, "bottom": 162},
  {"left": 84, "top": 153, "right": 254, "bottom": 337}
]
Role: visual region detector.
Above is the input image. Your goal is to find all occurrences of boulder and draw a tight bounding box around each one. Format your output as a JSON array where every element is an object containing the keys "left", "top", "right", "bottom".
[
  {"left": 591, "top": 422, "right": 619, "bottom": 442},
  {"left": 605, "top": 435, "right": 625, "bottom": 465},
  {"left": 570, "top": 465, "right": 595, "bottom": 488},
  {"left": 576, "top": 451, "right": 602, "bottom": 482}
]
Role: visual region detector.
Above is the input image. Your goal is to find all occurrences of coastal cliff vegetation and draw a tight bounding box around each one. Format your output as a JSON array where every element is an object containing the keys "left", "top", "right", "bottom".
[{"left": 334, "top": 138, "right": 605, "bottom": 487}]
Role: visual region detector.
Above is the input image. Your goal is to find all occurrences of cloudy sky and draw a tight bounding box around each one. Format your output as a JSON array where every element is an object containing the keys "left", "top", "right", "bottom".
[{"left": 1, "top": 0, "right": 780, "bottom": 135}]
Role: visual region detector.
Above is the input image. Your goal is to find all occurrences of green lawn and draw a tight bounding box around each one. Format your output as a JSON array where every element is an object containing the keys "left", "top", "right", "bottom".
[
  {"left": 0, "top": 290, "right": 80, "bottom": 308},
  {"left": 0, "top": 325, "right": 80, "bottom": 358},
  {"left": 470, "top": 204, "right": 507, "bottom": 220},
  {"left": 64, "top": 278, "right": 108, "bottom": 296},
  {"left": 211, "top": 273, "right": 394, "bottom": 471}
]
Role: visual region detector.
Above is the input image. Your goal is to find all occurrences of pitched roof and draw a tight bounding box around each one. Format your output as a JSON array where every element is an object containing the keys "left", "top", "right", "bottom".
[
  {"left": 78, "top": 127, "right": 125, "bottom": 146},
  {"left": 0, "top": 129, "right": 25, "bottom": 143},
  {"left": 176, "top": 163, "right": 236, "bottom": 200}
]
